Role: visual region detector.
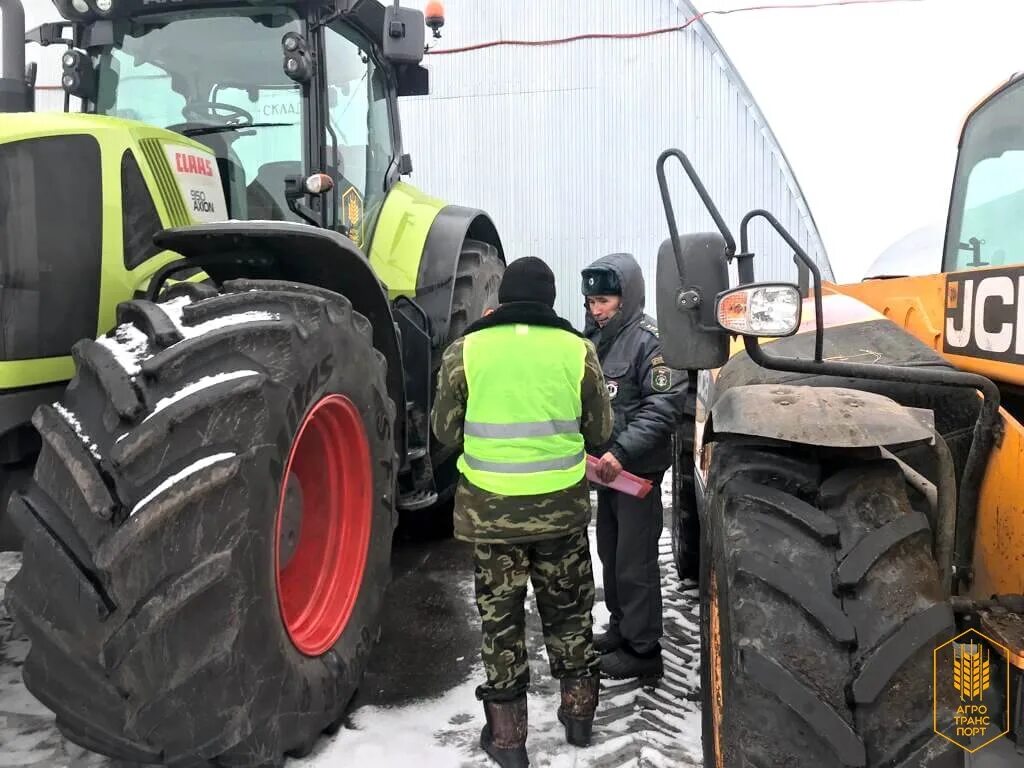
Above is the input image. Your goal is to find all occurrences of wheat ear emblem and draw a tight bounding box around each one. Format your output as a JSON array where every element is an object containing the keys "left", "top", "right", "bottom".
[{"left": 953, "top": 641, "right": 991, "bottom": 701}]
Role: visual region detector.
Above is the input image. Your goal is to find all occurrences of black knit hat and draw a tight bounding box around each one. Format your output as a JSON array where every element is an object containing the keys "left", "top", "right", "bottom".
[{"left": 498, "top": 256, "right": 557, "bottom": 308}]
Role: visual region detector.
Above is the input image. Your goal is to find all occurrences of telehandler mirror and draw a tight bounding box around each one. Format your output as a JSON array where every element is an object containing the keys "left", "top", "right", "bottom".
[
  {"left": 655, "top": 232, "right": 731, "bottom": 370},
  {"left": 383, "top": 6, "right": 426, "bottom": 65}
]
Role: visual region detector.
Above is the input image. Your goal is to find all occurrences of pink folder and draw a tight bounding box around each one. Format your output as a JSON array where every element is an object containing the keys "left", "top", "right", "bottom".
[{"left": 586, "top": 454, "right": 653, "bottom": 498}]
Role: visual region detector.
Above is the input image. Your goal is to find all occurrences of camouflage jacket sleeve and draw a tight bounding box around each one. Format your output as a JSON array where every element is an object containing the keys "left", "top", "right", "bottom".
[
  {"left": 430, "top": 337, "right": 467, "bottom": 446},
  {"left": 580, "top": 338, "right": 613, "bottom": 450}
]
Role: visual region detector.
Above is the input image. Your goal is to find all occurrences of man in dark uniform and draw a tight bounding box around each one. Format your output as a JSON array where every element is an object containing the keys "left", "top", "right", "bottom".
[
  {"left": 431, "top": 257, "right": 614, "bottom": 767},
  {"left": 580, "top": 252, "right": 687, "bottom": 682}
]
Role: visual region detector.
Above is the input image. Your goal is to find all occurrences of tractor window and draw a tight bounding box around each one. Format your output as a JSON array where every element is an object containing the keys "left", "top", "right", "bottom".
[
  {"left": 91, "top": 8, "right": 305, "bottom": 222},
  {"left": 323, "top": 25, "right": 395, "bottom": 250},
  {"left": 945, "top": 78, "right": 1024, "bottom": 272},
  {"left": 0, "top": 135, "right": 102, "bottom": 361}
]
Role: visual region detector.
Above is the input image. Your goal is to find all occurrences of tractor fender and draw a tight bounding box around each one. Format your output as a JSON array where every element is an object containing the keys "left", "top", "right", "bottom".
[
  {"left": 417, "top": 205, "right": 505, "bottom": 345},
  {"left": 707, "top": 383, "right": 936, "bottom": 449},
  {"left": 153, "top": 221, "right": 407, "bottom": 458}
]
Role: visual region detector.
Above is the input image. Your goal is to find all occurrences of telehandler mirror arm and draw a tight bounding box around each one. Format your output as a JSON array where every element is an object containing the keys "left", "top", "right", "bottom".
[
  {"left": 740, "top": 208, "right": 825, "bottom": 362},
  {"left": 656, "top": 148, "right": 736, "bottom": 305}
]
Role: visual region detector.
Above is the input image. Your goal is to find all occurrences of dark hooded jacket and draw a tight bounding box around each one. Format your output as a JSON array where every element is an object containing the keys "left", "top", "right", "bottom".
[{"left": 583, "top": 252, "right": 687, "bottom": 476}]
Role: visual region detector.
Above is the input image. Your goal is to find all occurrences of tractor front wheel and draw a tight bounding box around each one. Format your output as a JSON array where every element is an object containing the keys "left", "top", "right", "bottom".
[
  {"left": 4, "top": 280, "right": 397, "bottom": 766},
  {"left": 701, "top": 441, "right": 960, "bottom": 768}
]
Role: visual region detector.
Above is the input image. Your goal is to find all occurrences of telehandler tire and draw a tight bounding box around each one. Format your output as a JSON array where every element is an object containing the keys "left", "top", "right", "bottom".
[
  {"left": 4, "top": 279, "right": 397, "bottom": 767},
  {"left": 669, "top": 376, "right": 699, "bottom": 582},
  {"left": 700, "top": 441, "right": 960, "bottom": 768}
]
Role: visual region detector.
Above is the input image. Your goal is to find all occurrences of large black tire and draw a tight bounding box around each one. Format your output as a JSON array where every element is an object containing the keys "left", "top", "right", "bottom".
[
  {"left": 700, "top": 441, "right": 961, "bottom": 768},
  {"left": 0, "top": 461, "right": 33, "bottom": 551},
  {"left": 4, "top": 279, "right": 397, "bottom": 767},
  {"left": 445, "top": 239, "right": 503, "bottom": 342},
  {"left": 403, "top": 239, "right": 502, "bottom": 540},
  {"left": 669, "top": 372, "right": 699, "bottom": 582}
]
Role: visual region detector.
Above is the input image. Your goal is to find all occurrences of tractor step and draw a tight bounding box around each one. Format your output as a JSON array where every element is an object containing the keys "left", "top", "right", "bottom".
[{"left": 396, "top": 489, "right": 438, "bottom": 511}]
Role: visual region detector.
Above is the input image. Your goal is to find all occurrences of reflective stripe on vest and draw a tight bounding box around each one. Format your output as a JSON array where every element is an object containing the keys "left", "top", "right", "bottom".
[{"left": 458, "top": 323, "right": 587, "bottom": 496}]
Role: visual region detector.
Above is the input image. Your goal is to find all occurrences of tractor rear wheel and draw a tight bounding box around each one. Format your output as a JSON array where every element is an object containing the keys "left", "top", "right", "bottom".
[
  {"left": 446, "top": 239, "right": 503, "bottom": 341},
  {"left": 4, "top": 280, "right": 397, "bottom": 767},
  {"left": 401, "top": 239, "right": 503, "bottom": 540},
  {"left": 700, "top": 440, "right": 960, "bottom": 768}
]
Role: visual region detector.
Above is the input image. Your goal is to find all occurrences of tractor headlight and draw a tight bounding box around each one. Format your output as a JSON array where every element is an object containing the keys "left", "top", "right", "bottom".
[
  {"left": 95, "top": 0, "right": 113, "bottom": 12},
  {"left": 715, "top": 283, "right": 802, "bottom": 338}
]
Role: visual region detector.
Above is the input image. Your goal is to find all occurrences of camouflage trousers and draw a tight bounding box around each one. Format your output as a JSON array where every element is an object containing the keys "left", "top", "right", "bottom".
[{"left": 473, "top": 529, "right": 600, "bottom": 702}]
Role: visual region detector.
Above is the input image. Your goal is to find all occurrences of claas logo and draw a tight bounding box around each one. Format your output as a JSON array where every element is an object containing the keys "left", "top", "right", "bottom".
[
  {"left": 933, "top": 628, "right": 1010, "bottom": 753},
  {"left": 174, "top": 152, "right": 214, "bottom": 177}
]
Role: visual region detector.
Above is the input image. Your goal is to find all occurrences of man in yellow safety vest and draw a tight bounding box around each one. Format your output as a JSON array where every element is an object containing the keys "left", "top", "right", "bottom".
[{"left": 431, "top": 256, "right": 613, "bottom": 767}]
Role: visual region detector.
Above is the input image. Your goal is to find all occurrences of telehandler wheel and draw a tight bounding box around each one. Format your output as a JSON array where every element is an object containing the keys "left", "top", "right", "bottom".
[
  {"left": 669, "top": 376, "right": 699, "bottom": 582},
  {"left": 4, "top": 280, "right": 397, "bottom": 767},
  {"left": 700, "top": 441, "right": 960, "bottom": 768}
]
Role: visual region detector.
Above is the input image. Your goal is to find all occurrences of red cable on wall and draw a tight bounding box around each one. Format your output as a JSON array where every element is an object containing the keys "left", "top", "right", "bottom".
[{"left": 425, "top": 0, "right": 930, "bottom": 56}]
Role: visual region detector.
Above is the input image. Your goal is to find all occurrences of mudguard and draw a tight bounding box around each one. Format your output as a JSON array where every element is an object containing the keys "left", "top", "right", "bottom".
[
  {"left": 153, "top": 221, "right": 407, "bottom": 458},
  {"left": 708, "top": 383, "right": 935, "bottom": 448},
  {"left": 417, "top": 204, "right": 504, "bottom": 346},
  {"left": 366, "top": 182, "right": 504, "bottom": 347}
]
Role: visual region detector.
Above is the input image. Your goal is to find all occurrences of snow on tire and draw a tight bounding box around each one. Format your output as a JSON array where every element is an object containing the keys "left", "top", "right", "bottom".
[{"left": 3, "top": 279, "right": 397, "bottom": 767}]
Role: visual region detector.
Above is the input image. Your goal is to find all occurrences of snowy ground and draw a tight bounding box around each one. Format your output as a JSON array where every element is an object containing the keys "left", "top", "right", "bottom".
[{"left": 0, "top": 478, "right": 704, "bottom": 767}]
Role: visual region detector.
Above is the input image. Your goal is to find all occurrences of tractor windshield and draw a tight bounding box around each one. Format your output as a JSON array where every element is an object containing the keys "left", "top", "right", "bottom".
[
  {"left": 87, "top": 7, "right": 394, "bottom": 231},
  {"left": 944, "top": 77, "right": 1024, "bottom": 272}
]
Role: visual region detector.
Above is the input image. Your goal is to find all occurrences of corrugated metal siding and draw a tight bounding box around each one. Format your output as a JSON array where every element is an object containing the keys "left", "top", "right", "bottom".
[{"left": 399, "top": 0, "right": 832, "bottom": 326}]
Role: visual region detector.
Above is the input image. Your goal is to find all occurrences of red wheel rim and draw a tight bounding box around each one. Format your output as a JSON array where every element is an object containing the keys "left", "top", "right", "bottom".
[{"left": 274, "top": 394, "right": 372, "bottom": 656}]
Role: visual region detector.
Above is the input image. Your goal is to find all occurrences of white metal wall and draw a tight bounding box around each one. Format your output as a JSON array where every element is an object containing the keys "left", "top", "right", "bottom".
[{"left": 399, "top": 0, "right": 832, "bottom": 327}]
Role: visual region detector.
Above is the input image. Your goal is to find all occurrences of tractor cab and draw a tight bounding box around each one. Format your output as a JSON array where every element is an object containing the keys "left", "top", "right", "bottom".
[{"left": 23, "top": 0, "right": 433, "bottom": 242}]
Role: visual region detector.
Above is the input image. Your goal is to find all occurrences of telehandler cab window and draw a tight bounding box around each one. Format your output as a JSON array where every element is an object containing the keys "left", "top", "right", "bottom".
[
  {"left": 90, "top": 8, "right": 305, "bottom": 222},
  {"left": 945, "top": 78, "right": 1024, "bottom": 272}
]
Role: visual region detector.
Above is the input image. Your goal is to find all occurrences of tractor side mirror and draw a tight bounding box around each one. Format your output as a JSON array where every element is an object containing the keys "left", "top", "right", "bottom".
[
  {"left": 656, "top": 232, "right": 731, "bottom": 370},
  {"left": 383, "top": 6, "right": 426, "bottom": 65}
]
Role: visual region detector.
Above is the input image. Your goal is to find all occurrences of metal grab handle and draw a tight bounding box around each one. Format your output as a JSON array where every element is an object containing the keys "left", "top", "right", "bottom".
[{"left": 656, "top": 149, "right": 737, "bottom": 288}]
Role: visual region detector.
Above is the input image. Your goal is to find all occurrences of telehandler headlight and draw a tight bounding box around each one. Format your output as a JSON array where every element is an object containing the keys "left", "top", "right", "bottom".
[{"left": 715, "top": 283, "right": 802, "bottom": 338}]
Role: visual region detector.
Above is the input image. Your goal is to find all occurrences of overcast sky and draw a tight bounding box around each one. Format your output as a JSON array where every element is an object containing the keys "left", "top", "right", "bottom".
[
  {"left": 12, "top": 0, "right": 1024, "bottom": 282},
  {"left": 690, "top": 0, "right": 1024, "bottom": 281}
]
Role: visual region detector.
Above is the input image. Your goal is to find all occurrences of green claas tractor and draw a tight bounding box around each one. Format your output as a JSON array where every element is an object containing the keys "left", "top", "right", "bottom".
[{"left": 0, "top": 0, "right": 504, "bottom": 764}]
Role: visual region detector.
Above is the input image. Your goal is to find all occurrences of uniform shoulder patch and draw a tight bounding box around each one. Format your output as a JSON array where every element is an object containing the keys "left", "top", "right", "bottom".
[
  {"left": 650, "top": 354, "right": 665, "bottom": 367},
  {"left": 639, "top": 319, "right": 660, "bottom": 338},
  {"left": 651, "top": 366, "right": 672, "bottom": 392}
]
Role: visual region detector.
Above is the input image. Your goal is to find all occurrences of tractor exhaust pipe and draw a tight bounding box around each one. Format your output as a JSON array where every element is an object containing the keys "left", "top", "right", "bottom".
[{"left": 0, "top": 0, "right": 29, "bottom": 113}]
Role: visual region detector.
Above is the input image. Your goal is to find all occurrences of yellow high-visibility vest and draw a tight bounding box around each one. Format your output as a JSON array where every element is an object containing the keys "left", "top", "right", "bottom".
[{"left": 459, "top": 323, "right": 588, "bottom": 496}]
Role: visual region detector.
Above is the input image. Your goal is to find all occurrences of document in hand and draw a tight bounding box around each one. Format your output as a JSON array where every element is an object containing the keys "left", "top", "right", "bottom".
[{"left": 585, "top": 454, "right": 653, "bottom": 499}]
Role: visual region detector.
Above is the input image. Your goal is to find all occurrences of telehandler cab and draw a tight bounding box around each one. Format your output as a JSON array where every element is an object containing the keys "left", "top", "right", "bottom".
[
  {"left": 0, "top": 0, "right": 503, "bottom": 764},
  {"left": 658, "top": 74, "right": 1024, "bottom": 767}
]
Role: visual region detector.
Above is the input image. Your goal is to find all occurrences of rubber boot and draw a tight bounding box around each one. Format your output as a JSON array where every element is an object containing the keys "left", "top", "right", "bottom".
[
  {"left": 557, "top": 675, "right": 600, "bottom": 747},
  {"left": 480, "top": 697, "right": 529, "bottom": 767}
]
